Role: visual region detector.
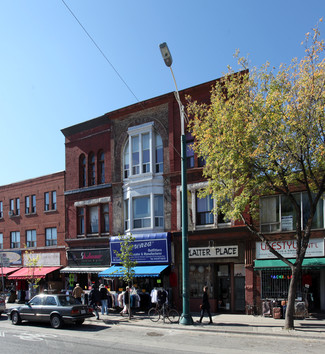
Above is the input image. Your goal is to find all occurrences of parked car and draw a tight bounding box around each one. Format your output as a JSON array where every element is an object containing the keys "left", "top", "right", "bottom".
[
  {"left": 0, "top": 294, "right": 6, "bottom": 315},
  {"left": 8, "top": 293, "right": 94, "bottom": 328}
]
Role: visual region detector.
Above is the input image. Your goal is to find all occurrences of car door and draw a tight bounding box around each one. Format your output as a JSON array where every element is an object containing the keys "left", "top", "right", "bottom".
[
  {"left": 19, "top": 295, "right": 43, "bottom": 322},
  {"left": 41, "top": 295, "right": 58, "bottom": 322}
]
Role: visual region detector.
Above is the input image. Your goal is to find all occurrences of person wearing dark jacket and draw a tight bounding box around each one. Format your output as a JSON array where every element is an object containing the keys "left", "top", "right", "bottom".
[
  {"left": 88, "top": 284, "right": 101, "bottom": 319},
  {"left": 198, "top": 286, "right": 213, "bottom": 324}
]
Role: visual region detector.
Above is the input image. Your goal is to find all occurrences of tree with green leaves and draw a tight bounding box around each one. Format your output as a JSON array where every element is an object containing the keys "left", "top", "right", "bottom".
[
  {"left": 24, "top": 248, "right": 42, "bottom": 298},
  {"left": 114, "top": 234, "right": 137, "bottom": 320},
  {"left": 187, "top": 21, "right": 325, "bottom": 330}
]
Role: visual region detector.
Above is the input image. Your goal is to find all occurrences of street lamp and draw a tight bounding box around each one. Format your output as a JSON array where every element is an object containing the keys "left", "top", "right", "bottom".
[{"left": 159, "top": 42, "right": 193, "bottom": 325}]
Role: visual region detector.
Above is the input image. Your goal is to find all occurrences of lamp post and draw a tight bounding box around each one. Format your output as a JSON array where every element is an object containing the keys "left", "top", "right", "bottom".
[{"left": 159, "top": 42, "right": 193, "bottom": 325}]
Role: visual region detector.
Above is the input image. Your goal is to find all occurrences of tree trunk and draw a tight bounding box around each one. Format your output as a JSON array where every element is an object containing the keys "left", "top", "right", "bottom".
[
  {"left": 128, "top": 281, "right": 131, "bottom": 321},
  {"left": 284, "top": 266, "right": 300, "bottom": 330}
]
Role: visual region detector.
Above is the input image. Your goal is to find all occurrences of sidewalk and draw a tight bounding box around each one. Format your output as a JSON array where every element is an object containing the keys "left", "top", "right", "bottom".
[
  {"left": 86, "top": 311, "right": 325, "bottom": 340},
  {"left": 5, "top": 301, "right": 325, "bottom": 339}
]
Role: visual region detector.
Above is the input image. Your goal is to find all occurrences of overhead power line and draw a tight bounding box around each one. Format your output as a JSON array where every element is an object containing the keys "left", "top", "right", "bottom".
[{"left": 61, "top": 0, "right": 141, "bottom": 103}]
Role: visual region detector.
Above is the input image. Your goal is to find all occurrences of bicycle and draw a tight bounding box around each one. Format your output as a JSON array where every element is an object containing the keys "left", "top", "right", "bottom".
[{"left": 148, "top": 303, "right": 180, "bottom": 323}]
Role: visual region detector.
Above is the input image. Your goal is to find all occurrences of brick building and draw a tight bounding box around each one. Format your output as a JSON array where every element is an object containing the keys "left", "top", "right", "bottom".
[
  {"left": 0, "top": 171, "right": 66, "bottom": 299},
  {"left": 60, "top": 76, "right": 254, "bottom": 313}
]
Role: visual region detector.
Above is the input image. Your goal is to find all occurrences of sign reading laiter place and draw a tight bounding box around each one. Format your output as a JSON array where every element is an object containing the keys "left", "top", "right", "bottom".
[{"left": 189, "top": 246, "right": 238, "bottom": 258}]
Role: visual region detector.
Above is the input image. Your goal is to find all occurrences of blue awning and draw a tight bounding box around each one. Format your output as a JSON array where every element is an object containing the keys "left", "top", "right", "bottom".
[{"left": 98, "top": 265, "right": 169, "bottom": 278}]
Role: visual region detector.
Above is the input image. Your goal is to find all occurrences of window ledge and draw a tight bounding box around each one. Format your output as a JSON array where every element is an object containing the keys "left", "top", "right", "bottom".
[
  {"left": 44, "top": 209, "right": 57, "bottom": 214},
  {"left": 25, "top": 212, "right": 37, "bottom": 217}
]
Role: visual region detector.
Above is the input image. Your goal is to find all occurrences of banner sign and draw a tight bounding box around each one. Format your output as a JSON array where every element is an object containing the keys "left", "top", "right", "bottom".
[
  {"left": 189, "top": 245, "right": 238, "bottom": 259},
  {"left": 0, "top": 251, "right": 22, "bottom": 265},
  {"left": 67, "top": 248, "right": 110, "bottom": 266},
  {"left": 110, "top": 233, "right": 170, "bottom": 264},
  {"left": 256, "top": 238, "right": 324, "bottom": 259}
]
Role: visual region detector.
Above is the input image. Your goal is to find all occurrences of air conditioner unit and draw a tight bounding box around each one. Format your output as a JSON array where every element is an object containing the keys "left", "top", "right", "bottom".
[{"left": 8, "top": 210, "right": 14, "bottom": 217}]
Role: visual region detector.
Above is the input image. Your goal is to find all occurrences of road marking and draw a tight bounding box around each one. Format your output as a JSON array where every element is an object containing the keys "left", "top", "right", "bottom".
[{"left": 13, "top": 332, "right": 57, "bottom": 342}]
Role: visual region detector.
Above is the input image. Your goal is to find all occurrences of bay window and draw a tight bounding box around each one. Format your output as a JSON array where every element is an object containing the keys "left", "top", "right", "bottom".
[{"left": 123, "top": 122, "right": 163, "bottom": 179}]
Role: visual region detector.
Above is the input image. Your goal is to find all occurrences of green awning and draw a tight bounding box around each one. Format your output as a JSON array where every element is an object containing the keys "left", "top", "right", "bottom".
[{"left": 254, "top": 257, "right": 325, "bottom": 269}]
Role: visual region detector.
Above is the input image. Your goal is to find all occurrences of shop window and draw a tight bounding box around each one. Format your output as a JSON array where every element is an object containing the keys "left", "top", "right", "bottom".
[
  {"left": 10, "top": 231, "right": 20, "bottom": 248},
  {"left": 188, "top": 264, "right": 213, "bottom": 298},
  {"left": 98, "top": 151, "right": 105, "bottom": 184},
  {"left": 261, "top": 268, "right": 302, "bottom": 299},
  {"left": 260, "top": 192, "right": 324, "bottom": 233},
  {"left": 45, "top": 227, "right": 57, "bottom": 246},
  {"left": 123, "top": 122, "right": 163, "bottom": 179},
  {"left": 79, "top": 154, "right": 87, "bottom": 187},
  {"left": 26, "top": 230, "right": 37, "bottom": 248}
]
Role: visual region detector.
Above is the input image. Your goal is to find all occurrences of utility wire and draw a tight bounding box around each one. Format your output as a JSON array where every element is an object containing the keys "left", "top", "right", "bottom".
[
  {"left": 61, "top": 0, "right": 182, "bottom": 158},
  {"left": 61, "top": 0, "right": 141, "bottom": 104}
]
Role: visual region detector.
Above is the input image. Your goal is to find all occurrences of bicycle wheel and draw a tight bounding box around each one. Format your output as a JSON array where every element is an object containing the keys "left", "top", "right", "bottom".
[
  {"left": 167, "top": 308, "right": 180, "bottom": 323},
  {"left": 148, "top": 308, "right": 160, "bottom": 322}
]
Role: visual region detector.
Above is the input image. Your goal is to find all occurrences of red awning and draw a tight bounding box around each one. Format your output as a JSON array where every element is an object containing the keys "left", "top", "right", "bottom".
[
  {"left": 0, "top": 267, "right": 22, "bottom": 276},
  {"left": 7, "top": 266, "right": 61, "bottom": 280}
]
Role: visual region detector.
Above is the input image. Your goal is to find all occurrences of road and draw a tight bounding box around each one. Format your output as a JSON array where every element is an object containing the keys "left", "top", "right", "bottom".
[{"left": 0, "top": 315, "right": 324, "bottom": 353}]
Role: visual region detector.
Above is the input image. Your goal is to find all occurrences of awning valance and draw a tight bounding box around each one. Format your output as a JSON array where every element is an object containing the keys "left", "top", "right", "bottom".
[
  {"left": 254, "top": 258, "right": 325, "bottom": 269},
  {"left": 0, "top": 267, "right": 21, "bottom": 276},
  {"left": 8, "top": 266, "right": 61, "bottom": 280},
  {"left": 60, "top": 266, "right": 109, "bottom": 274},
  {"left": 99, "top": 265, "right": 169, "bottom": 278}
]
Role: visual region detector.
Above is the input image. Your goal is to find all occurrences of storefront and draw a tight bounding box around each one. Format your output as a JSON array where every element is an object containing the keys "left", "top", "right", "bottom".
[
  {"left": 60, "top": 248, "right": 110, "bottom": 290},
  {"left": 255, "top": 238, "right": 325, "bottom": 314},
  {"left": 99, "top": 233, "right": 171, "bottom": 304},
  {"left": 186, "top": 243, "right": 246, "bottom": 313}
]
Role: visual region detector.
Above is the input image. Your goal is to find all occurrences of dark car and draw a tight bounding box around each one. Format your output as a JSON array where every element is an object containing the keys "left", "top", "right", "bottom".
[{"left": 8, "top": 293, "right": 94, "bottom": 328}]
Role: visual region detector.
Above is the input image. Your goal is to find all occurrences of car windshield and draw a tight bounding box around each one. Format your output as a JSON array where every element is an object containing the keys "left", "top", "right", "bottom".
[{"left": 57, "top": 295, "right": 79, "bottom": 306}]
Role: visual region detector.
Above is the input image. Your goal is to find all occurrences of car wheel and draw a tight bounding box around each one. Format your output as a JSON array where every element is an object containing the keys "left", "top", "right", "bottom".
[
  {"left": 50, "top": 314, "right": 63, "bottom": 329},
  {"left": 76, "top": 319, "right": 84, "bottom": 326},
  {"left": 11, "top": 311, "right": 22, "bottom": 325}
]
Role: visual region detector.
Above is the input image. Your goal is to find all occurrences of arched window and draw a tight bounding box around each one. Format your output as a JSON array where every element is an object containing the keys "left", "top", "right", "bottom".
[
  {"left": 89, "top": 152, "right": 96, "bottom": 186},
  {"left": 98, "top": 151, "right": 105, "bottom": 184},
  {"left": 79, "top": 154, "right": 86, "bottom": 187},
  {"left": 123, "top": 123, "right": 163, "bottom": 180}
]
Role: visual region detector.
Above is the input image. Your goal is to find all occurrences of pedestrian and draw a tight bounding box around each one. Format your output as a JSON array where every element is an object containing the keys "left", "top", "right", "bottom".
[
  {"left": 121, "top": 286, "right": 130, "bottom": 315},
  {"left": 72, "top": 283, "right": 84, "bottom": 303},
  {"left": 99, "top": 284, "right": 109, "bottom": 315},
  {"left": 88, "top": 284, "right": 101, "bottom": 320},
  {"left": 198, "top": 286, "right": 213, "bottom": 324}
]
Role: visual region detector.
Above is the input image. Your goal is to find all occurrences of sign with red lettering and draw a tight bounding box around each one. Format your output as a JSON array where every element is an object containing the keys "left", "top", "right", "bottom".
[
  {"left": 188, "top": 246, "right": 238, "bottom": 259},
  {"left": 256, "top": 238, "right": 324, "bottom": 259}
]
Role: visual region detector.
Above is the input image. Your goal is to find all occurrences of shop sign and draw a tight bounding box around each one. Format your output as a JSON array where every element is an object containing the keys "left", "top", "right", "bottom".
[
  {"left": 110, "top": 233, "right": 170, "bottom": 264},
  {"left": 0, "top": 250, "right": 22, "bottom": 265},
  {"left": 188, "top": 245, "right": 238, "bottom": 259},
  {"left": 67, "top": 249, "right": 110, "bottom": 266},
  {"left": 23, "top": 252, "right": 60, "bottom": 266},
  {"left": 256, "top": 238, "right": 324, "bottom": 259}
]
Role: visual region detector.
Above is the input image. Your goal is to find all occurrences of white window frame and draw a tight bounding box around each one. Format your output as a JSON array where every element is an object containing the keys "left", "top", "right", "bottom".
[
  {"left": 123, "top": 122, "right": 163, "bottom": 180},
  {"left": 177, "top": 182, "right": 232, "bottom": 231}
]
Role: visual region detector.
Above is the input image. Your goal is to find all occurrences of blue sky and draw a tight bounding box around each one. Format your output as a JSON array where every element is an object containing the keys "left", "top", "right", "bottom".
[{"left": 0, "top": 0, "right": 324, "bottom": 185}]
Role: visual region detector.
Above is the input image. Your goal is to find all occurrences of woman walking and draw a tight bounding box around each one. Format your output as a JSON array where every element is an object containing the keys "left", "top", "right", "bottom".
[{"left": 198, "top": 286, "right": 213, "bottom": 324}]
